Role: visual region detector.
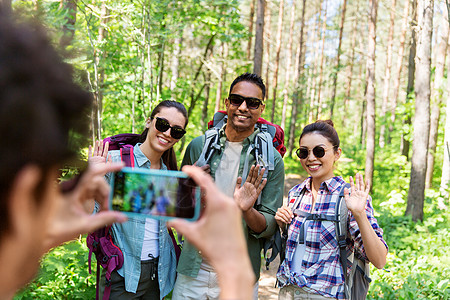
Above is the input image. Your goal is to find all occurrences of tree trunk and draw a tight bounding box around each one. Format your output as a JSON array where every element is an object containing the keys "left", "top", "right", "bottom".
[
  {"left": 215, "top": 40, "right": 225, "bottom": 112},
  {"left": 170, "top": 35, "right": 182, "bottom": 93},
  {"left": 254, "top": 0, "right": 265, "bottom": 76},
  {"left": 329, "top": 0, "right": 347, "bottom": 118},
  {"left": 247, "top": 0, "right": 256, "bottom": 60},
  {"left": 90, "top": 0, "right": 107, "bottom": 141},
  {"left": 280, "top": 0, "right": 296, "bottom": 130},
  {"left": 59, "top": 0, "right": 77, "bottom": 49},
  {"left": 360, "top": 99, "right": 367, "bottom": 146},
  {"left": 401, "top": 0, "right": 417, "bottom": 159},
  {"left": 365, "top": 0, "right": 378, "bottom": 188},
  {"left": 288, "top": 0, "right": 306, "bottom": 155},
  {"left": 201, "top": 69, "right": 212, "bottom": 130},
  {"left": 157, "top": 38, "right": 165, "bottom": 101},
  {"left": 264, "top": 1, "right": 272, "bottom": 101},
  {"left": 316, "top": 0, "right": 328, "bottom": 119},
  {"left": 389, "top": 0, "right": 410, "bottom": 139},
  {"left": 425, "top": 16, "right": 448, "bottom": 188},
  {"left": 379, "top": 0, "right": 397, "bottom": 148},
  {"left": 343, "top": 0, "right": 359, "bottom": 126},
  {"left": 187, "top": 34, "right": 215, "bottom": 118},
  {"left": 308, "top": 10, "right": 322, "bottom": 122},
  {"left": 441, "top": 39, "right": 450, "bottom": 196},
  {"left": 270, "top": 0, "right": 285, "bottom": 123},
  {"left": 406, "top": 0, "right": 433, "bottom": 222}
]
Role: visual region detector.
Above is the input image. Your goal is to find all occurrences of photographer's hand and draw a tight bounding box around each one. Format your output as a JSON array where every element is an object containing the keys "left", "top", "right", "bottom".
[
  {"left": 44, "top": 163, "right": 127, "bottom": 251},
  {"left": 168, "top": 165, "right": 254, "bottom": 300}
]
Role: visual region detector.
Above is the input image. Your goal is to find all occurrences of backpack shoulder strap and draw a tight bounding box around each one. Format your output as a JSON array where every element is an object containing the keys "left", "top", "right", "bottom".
[
  {"left": 336, "top": 183, "right": 350, "bottom": 246},
  {"left": 196, "top": 128, "right": 221, "bottom": 167},
  {"left": 249, "top": 128, "right": 276, "bottom": 206},
  {"left": 263, "top": 225, "right": 282, "bottom": 270},
  {"left": 167, "top": 227, "right": 182, "bottom": 263},
  {"left": 336, "top": 182, "right": 351, "bottom": 297},
  {"left": 254, "top": 128, "right": 275, "bottom": 173},
  {"left": 120, "top": 146, "right": 135, "bottom": 168}
]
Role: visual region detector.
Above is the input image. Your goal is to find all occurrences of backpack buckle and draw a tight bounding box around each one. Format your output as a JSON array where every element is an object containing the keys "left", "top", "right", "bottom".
[{"left": 105, "top": 278, "right": 112, "bottom": 287}]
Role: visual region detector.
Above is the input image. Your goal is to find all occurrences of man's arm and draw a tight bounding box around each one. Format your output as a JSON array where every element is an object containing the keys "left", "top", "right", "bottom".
[{"left": 234, "top": 165, "right": 268, "bottom": 233}]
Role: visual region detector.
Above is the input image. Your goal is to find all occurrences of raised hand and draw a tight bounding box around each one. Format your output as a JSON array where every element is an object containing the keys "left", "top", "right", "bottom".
[
  {"left": 234, "top": 164, "right": 267, "bottom": 212},
  {"left": 344, "top": 173, "right": 370, "bottom": 218},
  {"left": 88, "top": 140, "right": 109, "bottom": 165},
  {"left": 275, "top": 205, "right": 294, "bottom": 228}
]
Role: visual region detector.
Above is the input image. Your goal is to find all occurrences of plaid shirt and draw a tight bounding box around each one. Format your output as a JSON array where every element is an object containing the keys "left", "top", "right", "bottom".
[{"left": 276, "top": 176, "right": 387, "bottom": 299}]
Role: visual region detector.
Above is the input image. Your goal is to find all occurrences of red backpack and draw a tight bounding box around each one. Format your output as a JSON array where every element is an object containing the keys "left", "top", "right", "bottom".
[{"left": 207, "top": 110, "right": 286, "bottom": 157}]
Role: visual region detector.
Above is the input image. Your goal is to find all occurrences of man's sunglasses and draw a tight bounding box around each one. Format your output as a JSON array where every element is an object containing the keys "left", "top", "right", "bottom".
[
  {"left": 296, "top": 146, "right": 330, "bottom": 159},
  {"left": 228, "top": 94, "right": 263, "bottom": 109},
  {"left": 154, "top": 117, "right": 186, "bottom": 139}
]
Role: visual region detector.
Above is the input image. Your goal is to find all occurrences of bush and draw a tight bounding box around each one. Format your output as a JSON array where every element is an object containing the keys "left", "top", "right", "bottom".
[{"left": 14, "top": 237, "right": 96, "bottom": 300}]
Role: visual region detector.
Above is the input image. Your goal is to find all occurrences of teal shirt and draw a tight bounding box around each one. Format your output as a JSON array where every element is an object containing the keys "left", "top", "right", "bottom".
[
  {"left": 177, "top": 126, "right": 285, "bottom": 280},
  {"left": 105, "top": 144, "right": 177, "bottom": 298}
]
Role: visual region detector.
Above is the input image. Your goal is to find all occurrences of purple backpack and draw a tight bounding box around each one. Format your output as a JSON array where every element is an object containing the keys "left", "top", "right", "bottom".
[
  {"left": 87, "top": 133, "right": 182, "bottom": 299},
  {"left": 87, "top": 225, "right": 123, "bottom": 300},
  {"left": 103, "top": 133, "right": 141, "bottom": 168}
]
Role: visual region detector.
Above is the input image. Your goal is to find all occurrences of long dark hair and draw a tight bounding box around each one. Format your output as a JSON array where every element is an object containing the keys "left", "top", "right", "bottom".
[{"left": 139, "top": 100, "right": 188, "bottom": 170}]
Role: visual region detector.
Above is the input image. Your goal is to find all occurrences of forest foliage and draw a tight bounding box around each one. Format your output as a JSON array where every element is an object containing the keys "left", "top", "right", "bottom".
[{"left": 9, "top": 0, "right": 450, "bottom": 299}]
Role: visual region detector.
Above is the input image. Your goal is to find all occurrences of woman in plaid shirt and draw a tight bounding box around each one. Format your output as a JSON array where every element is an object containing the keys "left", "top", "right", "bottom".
[{"left": 275, "top": 120, "right": 388, "bottom": 299}]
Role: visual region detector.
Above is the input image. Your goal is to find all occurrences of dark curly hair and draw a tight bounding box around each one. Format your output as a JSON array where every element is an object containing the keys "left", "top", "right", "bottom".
[{"left": 0, "top": 16, "right": 92, "bottom": 239}]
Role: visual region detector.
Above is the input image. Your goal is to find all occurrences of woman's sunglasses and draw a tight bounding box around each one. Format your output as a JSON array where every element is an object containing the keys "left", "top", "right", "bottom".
[
  {"left": 296, "top": 146, "right": 330, "bottom": 159},
  {"left": 228, "top": 94, "right": 263, "bottom": 109},
  {"left": 154, "top": 117, "right": 186, "bottom": 139}
]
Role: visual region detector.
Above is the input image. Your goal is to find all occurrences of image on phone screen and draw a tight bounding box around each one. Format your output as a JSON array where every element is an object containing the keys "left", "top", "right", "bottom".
[{"left": 111, "top": 168, "right": 200, "bottom": 221}]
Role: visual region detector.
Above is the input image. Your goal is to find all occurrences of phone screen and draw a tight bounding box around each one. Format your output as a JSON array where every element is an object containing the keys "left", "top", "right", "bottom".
[{"left": 111, "top": 168, "right": 200, "bottom": 221}]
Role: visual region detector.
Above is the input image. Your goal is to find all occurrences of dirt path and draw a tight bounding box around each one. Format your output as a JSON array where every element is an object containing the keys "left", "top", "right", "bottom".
[{"left": 258, "top": 174, "right": 303, "bottom": 299}]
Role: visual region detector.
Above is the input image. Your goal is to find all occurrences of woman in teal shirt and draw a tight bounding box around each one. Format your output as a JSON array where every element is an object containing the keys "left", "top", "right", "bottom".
[{"left": 90, "top": 100, "right": 188, "bottom": 299}]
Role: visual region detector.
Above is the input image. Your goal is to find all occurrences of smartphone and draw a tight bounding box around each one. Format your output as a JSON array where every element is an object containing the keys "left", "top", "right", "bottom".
[{"left": 110, "top": 167, "right": 201, "bottom": 221}]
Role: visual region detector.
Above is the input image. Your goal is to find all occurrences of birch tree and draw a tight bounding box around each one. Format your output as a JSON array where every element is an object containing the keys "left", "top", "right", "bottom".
[
  {"left": 365, "top": 0, "right": 378, "bottom": 188},
  {"left": 288, "top": 0, "right": 306, "bottom": 155},
  {"left": 441, "top": 43, "right": 450, "bottom": 196},
  {"left": 425, "top": 14, "right": 448, "bottom": 188},
  {"left": 389, "top": 0, "right": 411, "bottom": 139},
  {"left": 254, "top": 0, "right": 265, "bottom": 76},
  {"left": 271, "top": 0, "right": 285, "bottom": 122},
  {"left": 379, "top": 0, "right": 397, "bottom": 148},
  {"left": 406, "top": 0, "right": 433, "bottom": 222},
  {"left": 281, "top": 0, "right": 296, "bottom": 130},
  {"left": 247, "top": 0, "right": 256, "bottom": 60},
  {"left": 440, "top": 0, "right": 450, "bottom": 196},
  {"left": 329, "top": 0, "right": 347, "bottom": 118}
]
